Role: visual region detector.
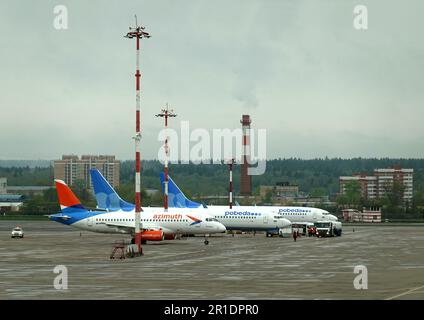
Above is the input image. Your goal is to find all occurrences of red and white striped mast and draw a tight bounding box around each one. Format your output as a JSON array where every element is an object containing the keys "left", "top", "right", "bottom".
[
  {"left": 156, "top": 104, "right": 177, "bottom": 211},
  {"left": 227, "top": 158, "right": 235, "bottom": 209},
  {"left": 125, "top": 15, "right": 150, "bottom": 254}
]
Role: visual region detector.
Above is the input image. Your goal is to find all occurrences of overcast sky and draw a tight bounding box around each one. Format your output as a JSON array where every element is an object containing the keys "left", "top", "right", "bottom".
[{"left": 0, "top": 0, "right": 423, "bottom": 160}]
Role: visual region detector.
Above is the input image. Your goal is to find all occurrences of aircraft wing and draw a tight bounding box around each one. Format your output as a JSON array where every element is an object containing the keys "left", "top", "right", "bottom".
[
  {"left": 101, "top": 221, "right": 173, "bottom": 234},
  {"left": 100, "top": 221, "right": 134, "bottom": 233}
]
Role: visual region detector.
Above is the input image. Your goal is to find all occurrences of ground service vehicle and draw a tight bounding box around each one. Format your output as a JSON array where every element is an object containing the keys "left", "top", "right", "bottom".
[
  {"left": 315, "top": 221, "right": 342, "bottom": 237},
  {"left": 11, "top": 227, "right": 24, "bottom": 238}
]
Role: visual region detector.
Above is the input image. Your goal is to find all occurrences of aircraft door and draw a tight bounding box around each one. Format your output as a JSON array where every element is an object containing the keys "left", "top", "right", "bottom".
[
  {"left": 87, "top": 217, "right": 93, "bottom": 227},
  {"left": 263, "top": 215, "right": 268, "bottom": 224}
]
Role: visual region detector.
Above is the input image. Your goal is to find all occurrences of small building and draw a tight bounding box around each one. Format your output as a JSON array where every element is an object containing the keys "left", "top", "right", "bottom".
[
  {"left": 260, "top": 182, "right": 299, "bottom": 199},
  {"left": 342, "top": 209, "right": 359, "bottom": 221},
  {"left": 7, "top": 186, "right": 53, "bottom": 197},
  {"left": 361, "top": 207, "right": 382, "bottom": 223},
  {"left": 0, "top": 194, "right": 24, "bottom": 213},
  {"left": 342, "top": 207, "right": 381, "bottom": 223}
]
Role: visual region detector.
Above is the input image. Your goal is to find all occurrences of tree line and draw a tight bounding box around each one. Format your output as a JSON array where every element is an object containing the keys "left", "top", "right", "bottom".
[{"left": 3, "top": 158, "right": 424, "bottom": 218}]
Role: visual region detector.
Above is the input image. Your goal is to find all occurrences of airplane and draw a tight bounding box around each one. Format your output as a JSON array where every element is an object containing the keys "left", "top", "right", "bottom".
[
  {"left": 49, "top": 179, "right": 226, "bottom": 244},
  {"left": 158, "top": 173, "right": 339, "bottom": 225},
  {"left": 90, "top": 169, "right": 292, "bottom": 237}
]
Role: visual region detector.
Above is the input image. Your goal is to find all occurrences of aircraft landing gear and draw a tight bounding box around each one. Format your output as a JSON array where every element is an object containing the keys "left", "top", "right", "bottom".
[{"left": 204, "top": 234, "right": 210, "bottom": 245}]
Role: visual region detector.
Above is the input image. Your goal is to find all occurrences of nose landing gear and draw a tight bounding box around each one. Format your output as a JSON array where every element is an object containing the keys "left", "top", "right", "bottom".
[{"left": 204, "top": 234, "right": 210, "bottom": 245}]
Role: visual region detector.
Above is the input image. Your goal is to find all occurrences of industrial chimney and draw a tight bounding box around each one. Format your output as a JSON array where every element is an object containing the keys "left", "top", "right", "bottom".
[{"left": 240, "top": 115, "right": 252, "bottom": 196}]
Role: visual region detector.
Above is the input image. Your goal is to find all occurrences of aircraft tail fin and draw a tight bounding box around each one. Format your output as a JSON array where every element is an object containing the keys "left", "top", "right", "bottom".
[
  {"left": 55, "top": 179, "right": 86, "bottom": 213},
  {"left": 90, "top": 169, "right": 135, "bottom": 211},
  {"left": 159, "top": 173, "right": 202, "bottom": 208}
]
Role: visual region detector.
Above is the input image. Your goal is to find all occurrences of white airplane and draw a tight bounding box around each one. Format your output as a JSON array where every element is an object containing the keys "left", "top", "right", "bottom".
[
  {"left": 158, "top": 173, "right": 338, "bottom": 225},
  {"left": 49, "top": 179, "right": 226, "bottom": 244},
  {"left": 90, "top": 169, "right": 292, "bottom": 236}
]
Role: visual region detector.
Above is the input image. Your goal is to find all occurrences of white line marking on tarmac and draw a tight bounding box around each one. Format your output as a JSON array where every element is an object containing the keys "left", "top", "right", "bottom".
[{"left": 385, "top": 284, "right": 424, "bottom": 300}]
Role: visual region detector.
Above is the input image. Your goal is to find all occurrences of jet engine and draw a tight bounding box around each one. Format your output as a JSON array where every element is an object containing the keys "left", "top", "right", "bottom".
[{"left": 140, "top": 230, "right": 165, "bottom": 241}]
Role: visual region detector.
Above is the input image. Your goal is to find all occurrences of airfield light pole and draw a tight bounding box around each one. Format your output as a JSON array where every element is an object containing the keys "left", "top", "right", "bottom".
[
  {"left": 156, "top": 104, "right": 177, "bottom": 211},
  {"left": 227, "top": 159, "right": 235, "bottom": 209},
  {"left": 125, "top": 16, "right": 150, "bottom": 254}
]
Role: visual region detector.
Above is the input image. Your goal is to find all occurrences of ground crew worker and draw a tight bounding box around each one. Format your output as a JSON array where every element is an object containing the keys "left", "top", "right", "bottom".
[{"left": 293, "top": 230, "right": 297, "bottom": 242}]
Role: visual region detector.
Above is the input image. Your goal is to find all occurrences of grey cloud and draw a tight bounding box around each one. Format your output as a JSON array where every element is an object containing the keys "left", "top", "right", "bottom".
[{"left": 0, "top": 0, "right": 423, "bottom": 160}]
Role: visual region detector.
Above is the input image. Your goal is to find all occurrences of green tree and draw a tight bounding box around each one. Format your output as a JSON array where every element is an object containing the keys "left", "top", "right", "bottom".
[
  {"left": 263, "top": 190, "right": 273, "bottom": 204},
  {"left": 343, "top": 181, "right": 361, "bottom": 207},
  {"left": 381, "top": 181, "right": 406, "bottom": 217},
  {"left": 310, "top": 188, "right": 326, "bottom": 197},
  {"left": 115, "top": 182, "right": 151, "bottom": 206}
]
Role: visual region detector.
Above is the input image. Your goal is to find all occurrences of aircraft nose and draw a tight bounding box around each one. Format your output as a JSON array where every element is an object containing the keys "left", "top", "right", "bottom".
[
  {"left": 329, "top": 214, "right": 338, "bottom": 221},
  {"left": 217, "top": 223, "right": 226, "bottom": 233}
]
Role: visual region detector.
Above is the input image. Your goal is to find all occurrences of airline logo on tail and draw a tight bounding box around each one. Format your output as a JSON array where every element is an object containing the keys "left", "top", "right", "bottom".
[
  {"left": 159, "top": 173, "right": 202, "bottom": 209},
  {"left": 187, "top": 215, "right": 202, "bottom": 226},
  {"left": 90, "top": 169, "right": 135, "bottom": 211},
  {"left": 55, "top": 179, "right": 86, "bottom": 213}
]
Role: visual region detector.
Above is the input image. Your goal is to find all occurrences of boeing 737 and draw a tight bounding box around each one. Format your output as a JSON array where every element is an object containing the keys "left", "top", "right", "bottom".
[
  {"left": 90, "top": 169, "right": 292, "bottom": 236},
  {"left": 158, "top": 173, "right": 338, "bottom": 225},
  {"left": 49, "top": 179, "right": 226, "bottom": 244}
]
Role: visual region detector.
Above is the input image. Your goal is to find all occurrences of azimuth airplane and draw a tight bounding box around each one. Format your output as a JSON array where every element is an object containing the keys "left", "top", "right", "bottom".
[{"left": 49, "top": 179, "right": 226, "bottom": 244}]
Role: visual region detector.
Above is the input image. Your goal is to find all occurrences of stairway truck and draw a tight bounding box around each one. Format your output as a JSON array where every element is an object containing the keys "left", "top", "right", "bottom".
[{"left": 315, "top": 221, "right": 342, "bottom": 237}]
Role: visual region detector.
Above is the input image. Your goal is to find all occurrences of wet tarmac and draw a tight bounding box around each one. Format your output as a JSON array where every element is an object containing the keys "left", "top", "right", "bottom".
[{"left": 0, "top": 221, "right": 423, "bottom": 299}]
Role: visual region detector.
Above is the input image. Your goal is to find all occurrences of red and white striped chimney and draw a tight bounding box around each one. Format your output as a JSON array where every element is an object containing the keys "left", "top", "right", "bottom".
[{"left": 240, "top": 115, "right": 252, "bottom": 196}]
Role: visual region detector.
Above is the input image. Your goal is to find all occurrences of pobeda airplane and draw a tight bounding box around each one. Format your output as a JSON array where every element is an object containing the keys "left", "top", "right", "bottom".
[
  {"left": 157, "top": 173, "right": 338, "bottom": 225},
  {"left": 90, "top": 169, "right": 292, "bottom": 237},
  {"left": 49, "top": 179, "right": 226, "bottom": 244}
]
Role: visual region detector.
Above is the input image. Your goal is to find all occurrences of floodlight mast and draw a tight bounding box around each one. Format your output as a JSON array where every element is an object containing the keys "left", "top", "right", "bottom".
[
  {"left": 227, "top": 159, "right": 236, "bottom": 209},
  {"left": 156, "top": 103, "right": 177, "bottom": 211},
  {"left": 124, "top": 15, "right": 150, "bottom": 255}
]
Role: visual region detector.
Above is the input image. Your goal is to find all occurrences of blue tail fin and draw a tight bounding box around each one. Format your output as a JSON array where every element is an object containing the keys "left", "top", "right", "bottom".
[
  {"left": 90, "top": 169, "right": 135, "bottom": 211},
  {"left": 160, "top": 173, "right": 203, "bottom": 208}
]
